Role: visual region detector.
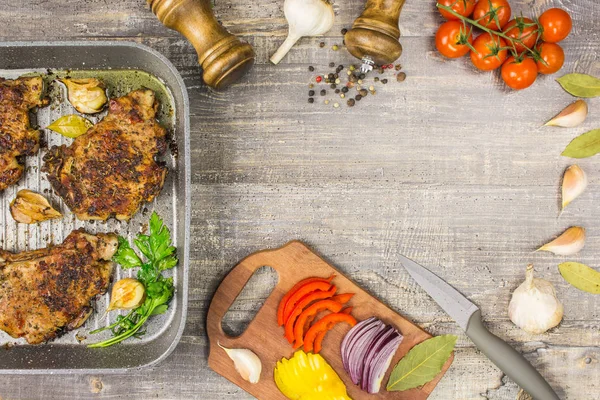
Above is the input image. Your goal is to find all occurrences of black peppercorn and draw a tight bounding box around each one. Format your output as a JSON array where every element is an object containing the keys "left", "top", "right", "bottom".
[
  {"left": 374, "top": 77, "right": 379, "bottom": 82},
  {"left": 335, "top": 89, "right": 340, "bottom": 93},
  {"left": 329, "top": 62, "right": 335, "bottom": 68},
  {"left": 341, "top": 28, "right": 348, "bottom": 35},
  {"left": 308, "top": 98, "right": 314, "bottom": 103},
  {"left": 330, "top": 83, "right": 336, "bottom": 89},
  {"left": 341, "top": 86, "right": 348, "bottom": 93},
  {"left": 359, "top": 89, "right": 368, "bottom": 96},
  {"left": 308, "top": 90, "right": 315, "bottom": 96},
  {"left": 347, "top": 98, "right": 355, "bottom": 107},
  {"left": 359, "top": 73, "right": 366, "bottom": 79},
  {"left": 382, "top": 79, "right": 388, "bottom": 84},
  {"left": 328, "top": 73, "right": 335, "bottom": 80},
  {"left": 320, "top": 89, "right": 326, "bottom": 96},
  {"left": 355, "top": 94, "right": 362, "bottom": 101},
  {"left": 308, "top": 66, "right": 314, "bottom": 72},
  {"left": 319, "top": 42, "right": 325, "bottom": 48}
]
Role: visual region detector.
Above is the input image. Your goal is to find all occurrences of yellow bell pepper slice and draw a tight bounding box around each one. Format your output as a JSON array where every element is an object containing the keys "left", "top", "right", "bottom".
[{"left": 274, "top": 350, "right": 351, "bottom": 400}]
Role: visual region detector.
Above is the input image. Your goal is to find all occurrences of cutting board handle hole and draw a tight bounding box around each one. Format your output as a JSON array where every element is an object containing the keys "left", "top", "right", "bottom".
[{"left": 221, "top": 265, "right": 278, "bottom": 337}]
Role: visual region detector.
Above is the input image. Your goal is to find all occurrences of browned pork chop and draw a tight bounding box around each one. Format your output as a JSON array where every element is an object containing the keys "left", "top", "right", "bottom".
[
  {"left": 0, "top": 76, "right": 45, "bottom": 191},
  {"left": 0, "top": 231, "right": 117, "bottom": 344},
  {"left": 43, "top": 89, "right": 168, "bottom": 220}
]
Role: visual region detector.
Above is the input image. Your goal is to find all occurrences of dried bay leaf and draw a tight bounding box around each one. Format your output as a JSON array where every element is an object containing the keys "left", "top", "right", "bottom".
[
  {"left": 559, "top": 262, "right": 600, "bottom": 294},
  {"left": 562, "top": 129, "right": 600, "bottom": 159},
  {"left": 47, "top": 114, "right": 93, "bottom": 138},
  {"left": 557, "top": 73, "right": 600, "bottom": 98},
  {"left": 386, "top": 334, "right": 457, "bottom": 392}
]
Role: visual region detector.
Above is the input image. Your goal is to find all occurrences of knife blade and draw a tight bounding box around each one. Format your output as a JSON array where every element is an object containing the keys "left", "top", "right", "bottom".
[{"left": 399, "top": 255, "right": 560, "bottom": 400}]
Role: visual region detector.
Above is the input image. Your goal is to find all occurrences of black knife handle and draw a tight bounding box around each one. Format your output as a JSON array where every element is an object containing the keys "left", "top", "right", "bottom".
[{"left": 465, "top": 310, "right": 560, "bottom": 400}]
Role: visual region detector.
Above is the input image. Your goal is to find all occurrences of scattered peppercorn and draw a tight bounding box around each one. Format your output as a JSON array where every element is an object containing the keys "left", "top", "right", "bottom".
[
  {"left": 341, "top": 28, "right": 348, "bottom": 35},
  {"left": 316, "top": 76, "right": 322, "bottom": 83},
  {"left": 333, "top": 102, "right": 340, "bottom": 108},
  {"left": 368, "top": 85, "right": 375, "bottom": 91},
  {"left": 330, "top": 83, "right": 336, "bottom": 89},
  {"left": 347, "top": 98, "right": 355, "bottom": 107},
  {"left": 332, "top": 45, "right": 339, "bottom": 51},
  {"left": 320, "top": 89, "right": 327, "bottom": 96},
  {"left": 308, "top": 98, "right": 314, "bottom": 103},
  {"left": 359, "top": 89, "right": 368, "bottom": 96},
  {"left": 340, "top": 93, "right": 345, "bottom": 98},
  {"left": 381, "top": 79, "right": 388, "bottom": 84},
  {"left": 357, "top": 79, "right": 363, "bottom": 85},
  {"left": 335, "top": 88, "right": 340, "bottom": 93},
  {"left": 359, "top": 73, "right": 365, "bottom": 79},
  {"left": 328, "top": 73, "right": 335, "bottom": 80},
  {"left": 309, "top": 90, "right": 315, "bottom": 96},
  {"left": 335, "top": 78, "right": 340, "bottom": 84},
  {"left": 349, "top": 65, "right": 355, "bottom": 71},
  {"left": 309, "top": 83, "right": 314, "bottom": 88},
  {"left": 355, "top": 94, "right": 362, "bottom": 101},
  {"left": 341, "top": 86, "right": 348, "bottom": 93},
  {"left": 395, "top": 64, "right": 402, "bottom": 71},
  {"left": 378, "top": 67, "right": 384, "bottom": 74},
  {"left": 319, "top": 42, "right": 325, "bottom": 48},
  {"left": 329, "top": 62, "right": 335, "bottom": 68},
  {"left": 374, "top": 77, "right": 379, "bottom": 82},
  {"left": 308, "top": 66, "right": 315, "bottom": 72},
  {"left": 396, "top": 72, "right": 407, "bottom": 82},
  {"left": 324, "top": 100, "right": 330, "bottom": 105}
]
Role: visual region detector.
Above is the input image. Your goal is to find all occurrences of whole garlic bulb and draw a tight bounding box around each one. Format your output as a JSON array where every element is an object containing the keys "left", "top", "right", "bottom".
[{"left": 508, "top": 265, "right": 563, "bottom": 334}]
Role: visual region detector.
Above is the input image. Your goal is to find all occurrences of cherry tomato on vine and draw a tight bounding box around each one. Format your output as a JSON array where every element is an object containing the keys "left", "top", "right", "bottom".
[
  {"left": 536, "top": 42, "right": 565, "bottom": 74},
  {"left": 470, "top": 33, "right": 508, "bottom": 71},
  {"left": 435, "top": 21, "right": 474, "bottom": 58},
  {"left": 539, "top": 8, "right": 572, "bottom": 43},
  {"left": 503, "top": 17, "right": 539, "bottom": 53},
  {"left": 472, "top": 0, "right": 512, "bottom": 30},
  {"left": 501, "top": 56, "right": 538, "bottom": 90},
  {"left": 438, "top": 0, "right": 477, "bottom": 20}
]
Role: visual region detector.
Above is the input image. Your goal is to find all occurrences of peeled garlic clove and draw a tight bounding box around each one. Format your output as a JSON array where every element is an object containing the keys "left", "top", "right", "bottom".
[
  {"left": 107, "top": 278, "right": 146, "bottom": 311},
  {"left": 545, "top": 100, "right": 588, "bottom": 128},
  {"left": 562, "top": 164, "right": 587, "bottom": 211},
  {"left": 218, "top": 342, "right": 262, "bottom": 384},
  {"left": 508, "top": 265, "right": 563, "bottom": 334},
  {"left": 10, "top": 189, "right": 62, "bottom": 224},
  {"left": 60, "top": 78, "right": 107, "bottom": 114},
  {"left": 537, "top": 226, "right": 585, "bottom": 256}
]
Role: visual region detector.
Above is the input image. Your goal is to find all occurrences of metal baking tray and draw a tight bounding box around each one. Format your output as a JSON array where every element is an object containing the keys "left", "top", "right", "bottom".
[{"left": 0, "top": 41, "right": 190, "bottom": 373}]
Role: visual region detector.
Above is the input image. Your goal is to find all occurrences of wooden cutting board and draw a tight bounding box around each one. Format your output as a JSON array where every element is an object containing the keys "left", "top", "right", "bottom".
[{"left": 207, "top": 241, "right": 454, "bottom": 399}]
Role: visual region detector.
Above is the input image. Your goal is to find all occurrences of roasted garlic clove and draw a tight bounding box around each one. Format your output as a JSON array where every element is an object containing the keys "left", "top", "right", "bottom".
[
  {"left": 107, "top": 278, "right": 146, "bottom": 311},
  {"left": 60, "top": 78, "right": 107, "bottom": 114},
  {"left": 10, "top": 190, "right": 62, "bottom": 224}
]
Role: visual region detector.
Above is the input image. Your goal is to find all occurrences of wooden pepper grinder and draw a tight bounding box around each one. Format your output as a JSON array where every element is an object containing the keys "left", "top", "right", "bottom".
[
  {"left": 344, "top": 0, "right": 405, "bottom": 73},
  {"left": 148, "top": 0, "right": 255, "bottom": 89}
]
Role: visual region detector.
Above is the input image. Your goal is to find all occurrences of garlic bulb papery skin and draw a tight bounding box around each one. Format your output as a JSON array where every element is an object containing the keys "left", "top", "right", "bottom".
[
  {"left": 270, "top": 0, "right": 334, "bottom": 64},
  {"left": 537, "top": 226, "right": 585, "bottom": 256},
  {"left": 562, "top": 165, "right": 587, "bottom": 211},
  {"left": 218, "top": 342, "right": 262, "bottom": 384},
  {"left": 508, "top": 265, "right": 564, "bottom": 334}
]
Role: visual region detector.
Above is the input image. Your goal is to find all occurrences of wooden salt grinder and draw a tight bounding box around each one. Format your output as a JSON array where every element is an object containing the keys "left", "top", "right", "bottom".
[
  {"left": 345, "top": 0, "right": 406, "bottom": 67},
  {"left": 148, "top": 0, "right": 255, "bottom": 89}
]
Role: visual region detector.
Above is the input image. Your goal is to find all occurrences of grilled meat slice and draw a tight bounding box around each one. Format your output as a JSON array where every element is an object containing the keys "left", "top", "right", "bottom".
[
  {"left": 0, "top": 230, "right": 117, "bottom": 344},
  {"left": 0, "top": 76, "right": 45, "bottom": 191},
  {"left": 43, "top": 89, "right": 168, "bottom": 220}
]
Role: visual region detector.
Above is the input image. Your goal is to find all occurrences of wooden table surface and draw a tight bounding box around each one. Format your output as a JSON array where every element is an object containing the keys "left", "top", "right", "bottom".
[{"left": 1, "top": 0, "right": 599, "bottom": 399}]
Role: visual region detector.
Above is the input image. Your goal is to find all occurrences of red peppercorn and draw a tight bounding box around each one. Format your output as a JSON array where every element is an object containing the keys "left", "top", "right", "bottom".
[
  {"left": 315, "top": 76, "right": 322, "bottom": 83},
  {"left": 381, "top": 65, "right": 387, "bottom": 69}
]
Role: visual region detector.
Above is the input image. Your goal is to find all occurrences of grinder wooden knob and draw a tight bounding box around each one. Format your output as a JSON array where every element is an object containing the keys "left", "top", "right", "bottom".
[
  {"left": 148, "top": 0, "right": 255, "bottom": 89},
  {"left": 344, "top": 0, "right": 406, "bottom": 65}
]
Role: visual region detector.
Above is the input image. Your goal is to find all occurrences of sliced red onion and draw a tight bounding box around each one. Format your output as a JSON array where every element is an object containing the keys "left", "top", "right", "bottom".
[{"left": 340, "top": 317, "right": 403, "bottom": 394}]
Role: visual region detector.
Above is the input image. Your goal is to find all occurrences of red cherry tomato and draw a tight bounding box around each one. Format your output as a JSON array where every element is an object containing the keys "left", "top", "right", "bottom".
[
  {"left": 501, "top": 56, "right": 538, "bottom": 90},
  {"left": 539, "top": 8, "right": 572, "bottom": 43},
  {"left": 503, "top": 17, "right": 539, "bottom": 53},
  {"left": 438, "top": 0, "right": 477, "bottom": 20},
  {"left": 435, "top": 21, "right": 474, "bottom": 58},
  {"left": 470, "top": 33, "right": 508, "bottom": 71},
  {"left": 536, "top": 42, "right": 565, "bottom": 74},
  {"left": 472, "top": 0, "right": 512, "bottom": 30}
]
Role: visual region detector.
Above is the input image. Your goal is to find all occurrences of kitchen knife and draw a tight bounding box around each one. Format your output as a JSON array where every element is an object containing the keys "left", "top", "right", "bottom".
[{"left": 398, "top": 255, "right": 560, "bottom": 400}]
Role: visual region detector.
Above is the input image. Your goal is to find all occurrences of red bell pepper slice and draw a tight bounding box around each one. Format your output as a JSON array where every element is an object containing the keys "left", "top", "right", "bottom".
[
  {"left": 283, "top": 281, "right": 334, "bottom": 325},
  {"left": 312, "top": 307, "right": 353, "bottom": 353},
  {"left": 276, "top": 275, "right": 335, "bottom": 326},
  {"left": 293, "top": 299, "right": 344, "bottom": 348},
  {"left": 284, "top": 287, "right": 337, "bottom": 343},
  {"left": 303, "top": 310, "right": 357, "bottom": 353}
]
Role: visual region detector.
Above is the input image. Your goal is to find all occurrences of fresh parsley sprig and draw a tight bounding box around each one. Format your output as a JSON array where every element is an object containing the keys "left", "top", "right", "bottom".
[{"left": 88, "top": 212, "right": 178, "bottom": 348}]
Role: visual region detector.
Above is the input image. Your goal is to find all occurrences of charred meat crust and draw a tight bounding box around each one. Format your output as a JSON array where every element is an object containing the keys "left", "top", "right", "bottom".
[
  {"left": 42, "top": 89, "right": 168, "bottom": 221},
  {"left": 0, "top": 230, "right": 118, "bottom": 344},
  {"left": 0, "top": 76, "right": 45, "bottom": 191}
]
